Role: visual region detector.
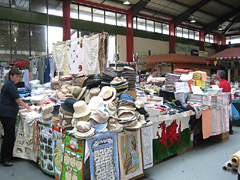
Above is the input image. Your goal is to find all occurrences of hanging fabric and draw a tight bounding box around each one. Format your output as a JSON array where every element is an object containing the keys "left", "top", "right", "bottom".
[
  {"left": 83, "top": 34, "right": 100, "bottom": 75},
  {"left": 67, "top": 38, "right": 87, "bottom": 75}
]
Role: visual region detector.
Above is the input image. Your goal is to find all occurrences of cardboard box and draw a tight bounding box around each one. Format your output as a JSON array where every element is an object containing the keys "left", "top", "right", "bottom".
[{"left": 126, "top": 90, "right": 136, "bottom": 101}]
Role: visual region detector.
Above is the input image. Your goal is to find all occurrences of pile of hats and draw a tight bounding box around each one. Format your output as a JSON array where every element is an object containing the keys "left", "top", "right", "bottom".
[
  {"left": 58, "top": 98, "right": 76, "bottom": 129},
  {"left": 40, "top": 100, "right": 54, "bottom": 124},
  {"left": 117, "top": 94, "right": 145, "bottom": 130},
  {"left": 101, "top": 70, "right": 118, "bottom": 87},
  {"left": 110, "top": 77, "right": 128, "bottom": 95},
  {"left": 121, "top": 66, "right": 136, "bottom": 90}
]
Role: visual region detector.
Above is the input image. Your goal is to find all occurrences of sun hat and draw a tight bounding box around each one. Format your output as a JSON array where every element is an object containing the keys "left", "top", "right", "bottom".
[
  {"left": 118, "top": 105, "right": 136, "bottom": 111},
  {"left": 77, "top": 86, "right": 87, "bottom": 100},
  {"left": 118, "top": 93, "right": 134, "bottom": 103},
  {"left": 118, "top": 109, "right": 135, "bottom": 117},
  {"left": 88, "top": 96, "right": 105, "bottom": 111},
  {"left": 71, "top": 86, "right": 82, "bottom": 99},
  {"left": 74, "top": 121, "right": 95, "bottom": 138},
  {"left": 118, "top": 111, "right": 136, "bottom": 121},
  {"left": 98, "top": 86, "right": 116, "bottom": 104},
  {"left": 124, "top": 120, "right": 142, "bottom": 130},
  {"left": 61, "top": 98, "right": 77, "bottom": 114},
  {"left": 73, "top": 100, "right": 91, "bottom": 118},
  {"left": 138, "top": 114, "right": 147, "bottom": 125},
  {"left": 135, "top": 100, "right": 145, "bottom": 109},
  {"left": 59, "top": 106, "right": 73, "bottom": 116},
  {"left": 42, "top": 104, "right": 54, "bottom": 119},
  {"left": 106, "top": 102, "right": 117, "bottom": 117},
  {"left": 107, "top": 117, "right": 122, "bottom": 132},
  {"left": 85, "top": 87, "right": 101, "bottom": 103},
  {"left": 59, "top": 111, "right": 73, "bottom": 119},
  {"left": 65, "top": 93, "right": 74, "bottom": 98},
  {"left": 89, "top": 109, "right": 109, "bottom": 124},
  {"left": 110, "top": 77, "right": 126, "bottom": 86},
  {"left": 51, "top": 105, "right": 60, "bottom": 114}
]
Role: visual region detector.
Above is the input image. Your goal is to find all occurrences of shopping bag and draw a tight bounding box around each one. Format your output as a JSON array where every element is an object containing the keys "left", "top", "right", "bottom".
[{"left": 231, "top": 104, "right": 240, "bottom": 121}]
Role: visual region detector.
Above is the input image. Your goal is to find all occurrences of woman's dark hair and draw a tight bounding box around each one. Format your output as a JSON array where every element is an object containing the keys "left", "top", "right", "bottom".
[
  {"left": 151, "top": 69, "right": 157, "bottom": 73},
  {"left": 8, "top": 68, "right": 21, "bottom": 79}
]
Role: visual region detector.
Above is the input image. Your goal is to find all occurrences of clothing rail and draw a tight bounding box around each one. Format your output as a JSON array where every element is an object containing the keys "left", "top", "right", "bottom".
[{"left": 29, "top": 54, "right": 52, "bottom": 59}]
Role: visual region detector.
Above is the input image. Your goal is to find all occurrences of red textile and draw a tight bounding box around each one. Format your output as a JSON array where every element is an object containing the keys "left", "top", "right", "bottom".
[
  {"left": 219, "top": 79, "right": 231, "bottom": 92},
  {"left": 14, "top": 60, "right": 28, "bottom": 68}
]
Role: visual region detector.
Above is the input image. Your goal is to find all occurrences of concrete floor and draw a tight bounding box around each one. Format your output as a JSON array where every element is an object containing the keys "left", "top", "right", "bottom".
[{"left": 0, "top": 127, "right": 239, "bottom": 180}]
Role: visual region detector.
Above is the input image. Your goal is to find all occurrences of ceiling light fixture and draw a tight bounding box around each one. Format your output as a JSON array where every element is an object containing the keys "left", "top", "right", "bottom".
[
  {"left": 123, "top": 0, "right": 130, "bottom": 5},
  {"left": 218, "top": 26, "right": 223, "bottom": 31},
  {"left": 190, "top": 19, "right": 196, "bottom": 23},
  {"left": 11, "top": 0, "right": 17, "bottom": 8}
]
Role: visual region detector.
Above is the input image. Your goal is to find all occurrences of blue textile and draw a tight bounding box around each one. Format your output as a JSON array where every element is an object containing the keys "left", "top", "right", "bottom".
[
  {"left": 0, "top": 80, "right": 20, "bottom": 118},
  {"left": 44, "top": 57, "right": 51, "bottom": 83},
  {"left": 87, "top": 133, "right": 119, "bottom": 180},
  {"left": 118, "top": 93, "right": 134, "bottom": 102}
]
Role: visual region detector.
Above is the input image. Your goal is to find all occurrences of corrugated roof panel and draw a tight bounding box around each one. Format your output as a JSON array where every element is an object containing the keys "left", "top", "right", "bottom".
[{"left": 200, "top": 1, "right": 232, "bottom": 17}]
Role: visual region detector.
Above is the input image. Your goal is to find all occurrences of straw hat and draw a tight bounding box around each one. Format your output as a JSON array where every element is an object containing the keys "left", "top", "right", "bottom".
[
  {"left": 77, "top": 86, "right": 87, "bottom": 100},
  {"left": 106, "top": 102, "right": 117, "bottom": 117},
  {"left": 42, "top": 104, "right": 54, "bottom": 119},
  {"left": 73, "top": 100, "right": 91, "bottom": 118},
  {"left": 107, "top": 117, "right": 122, "bottom": 132},
  {"left": 110, "top": 77, "right": 126, "bottom": 85},
  {"left": 71, "top": 86, "right": 82, "bottom": 99},
  {"left": 74, "top": 121, "right": 95, "bottom": 138},
  {"left": 138, "top": 114, "right": 147, "bottom": 125},
  {"left": 124, "top": 120, "right": 142, "bottom": 130},
  {"left": 89, "top": 109, "right": 109, "bottom": 124},
  {"left": 135, "top": 100, "right": 145, "bottom": 109},
  {"left": 88, "top": 96, "right": 105, "bottom": 111},
  {"left": 118, "top": 111, "right": 136, "bottom": 121},
  {"left": 118, "top": 105, "right": 136, "bottom": 111},
  {"left": 85, "top": 87, "right": 101, "bottom": 104},
  {"left": 98, "top": 86, "right": 116, "bottom": 104}
]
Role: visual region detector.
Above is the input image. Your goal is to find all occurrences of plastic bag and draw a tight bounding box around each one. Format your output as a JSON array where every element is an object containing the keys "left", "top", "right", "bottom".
[{"left": 231, "top": 104, "right": 240, "bottom": 121}]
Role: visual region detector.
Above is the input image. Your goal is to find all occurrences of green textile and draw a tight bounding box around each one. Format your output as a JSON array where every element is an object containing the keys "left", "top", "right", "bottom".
[{"left": 153, "top": 128, "right": 191, "bottom": 162}]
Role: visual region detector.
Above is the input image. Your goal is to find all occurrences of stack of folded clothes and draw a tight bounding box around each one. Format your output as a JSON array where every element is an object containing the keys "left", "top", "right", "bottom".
[
  {"left": 164, "top": 73, "right": 181, "bottom": 92},
  {"left": 18, "top": 88, "right": 31, "bottom": 98},
  {"left": 110, "top": 77, "right": 128, "bottom": 95},
  {"left": 121, "top": 66, "right": 136, "bottom": 90},
  {"left": 101, "top": 70, "right": 118, "bottom": 87}
]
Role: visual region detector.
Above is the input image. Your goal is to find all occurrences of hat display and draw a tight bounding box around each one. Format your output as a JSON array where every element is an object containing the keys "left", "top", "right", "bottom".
[
  {"left": 121, "top": 66, "right": 136, "bottom": 90},
  {"left": 88, "top": 96, "right": 105, "bottom": 111},
  {"left": 110, "top": 77, "right": 127, "bottom": 86},
  {"left": 61, "top": 98, "right": 77, "bottom": 114},
  {"left": 110, "top": 77, "right": 129, "bottom": 94},
  {"left": 85, "top": 87, "right": 100, "bottom": 103},
  {"left": 73, "top": 100, "right": 91, "bottom": 118},
  {"left": 89, "top": 109, "right": 109, "bottom": 124},
  {"left": 118, "top": 111, "right": 136, "bottom": 121},
  {"left": 74, "top": 121, "right": 95, "bottom": 139},
  {"left": 107, "top": 117, "right": 122, "bottom": 132},
  {"left": 98, "top": 86, "right": 116, "bottom": 104}
]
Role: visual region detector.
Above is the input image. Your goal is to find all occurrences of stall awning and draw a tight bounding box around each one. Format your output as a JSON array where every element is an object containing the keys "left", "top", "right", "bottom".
[
  {"left": 140, "top": 54, "right": 207, "bottom": 65},
  {"left": 207, "top": 48, "right": 240, "bottom": 61}
]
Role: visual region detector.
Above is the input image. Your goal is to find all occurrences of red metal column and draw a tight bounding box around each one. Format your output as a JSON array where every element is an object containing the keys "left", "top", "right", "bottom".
[
  {"left": 222, "top": 37, "right": 226, "bottom": 45},
  {"left": 169, "top": 21, "right": 176, "bottom": 54},
  {"left": 214, "top": 33, "right": 218, "bottom": 44},
  {"left": 126, "top": 10, "right": 134, "bottom": 62},
  {"left": 63, "top": 0, "right": 71, "bottom": 41},
  {"left": 199, "top": 30, "right": 205, "bottom": 51}
]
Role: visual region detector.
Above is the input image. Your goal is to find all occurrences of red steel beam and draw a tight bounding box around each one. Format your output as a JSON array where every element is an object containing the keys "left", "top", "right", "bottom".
[
  {"left": 63, "top": 0, "right": 71, "bottom": 41},
  {"left": 126, "top": 10, "right": 134, "bottom": 62},
  {"left": 169, "top": 21, "right": 176, "bottom": 53}
]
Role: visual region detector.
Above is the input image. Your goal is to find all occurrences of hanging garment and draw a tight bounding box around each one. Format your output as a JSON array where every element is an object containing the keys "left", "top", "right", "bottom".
[
  {"left": 106, "top": 35, "right": 115, "bottom": 67},
  {"left": 52, "top": 42, "right": 69, "bottom": 75},
  {"left": 49, "top": 56, "right": 56, "bottom": 79},
  {"left": 30, "top": 58, "right": 39, "bottom": 80},
  {"left": 83, "top": 34, "right": 100, "bottom": 75},
  {"left": 22, "top": 69, "right": 30, "bottom": 88},
  {"left": 212, "top": 108, "right": 217, "bottom": 136},
  {"left": 67, "top": 38, "right": 87, "bottom": 75},
  {"left": 38, "top": 57, "right": 45, "bottom": 84},
  {"left": 98, "top": 33, "right": 108, "bottom": 73},
  {"left": 202, "top": 109, "right": 212, "bottom": 139},
  {"left": 44, "top": 57, "right": 51, "bottom": 83},
  {"left": 216, "top": 108, "right": 222, "bottom": 135}
]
